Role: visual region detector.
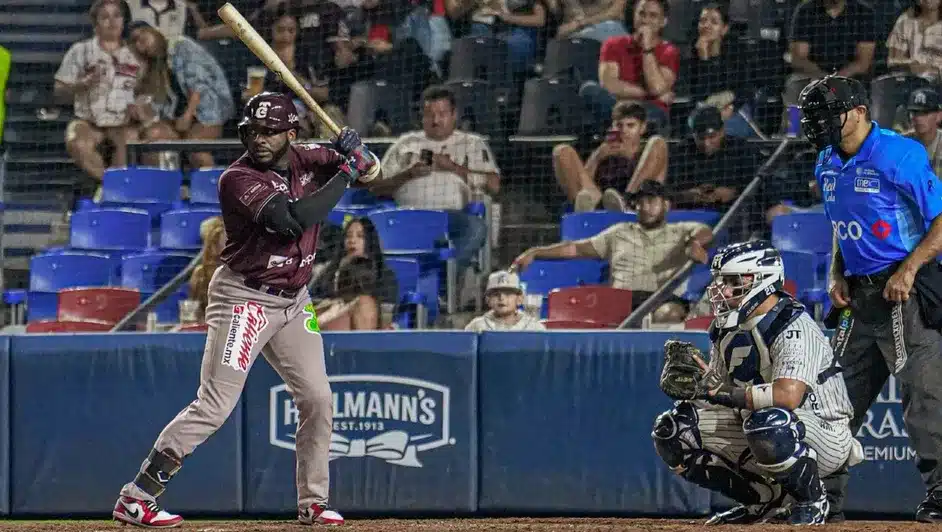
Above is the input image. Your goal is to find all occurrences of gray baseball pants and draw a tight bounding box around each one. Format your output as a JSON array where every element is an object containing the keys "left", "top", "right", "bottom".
[{"left": 120, "top": 265, "right": 332, "bottom": 509}]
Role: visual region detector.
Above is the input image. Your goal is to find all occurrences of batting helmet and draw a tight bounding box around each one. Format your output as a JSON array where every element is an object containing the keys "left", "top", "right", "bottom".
[
  {"left": 238, "top": 92, "right": 300, "bottom": 144},
  {"left": 797, "top": 75, "right": 869, "bottom": 151}
]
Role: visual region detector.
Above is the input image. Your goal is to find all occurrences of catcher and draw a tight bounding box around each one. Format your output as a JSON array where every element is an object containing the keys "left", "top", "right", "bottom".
[{"left": 653, "top": 241, "right": 864, "bottom": 525}]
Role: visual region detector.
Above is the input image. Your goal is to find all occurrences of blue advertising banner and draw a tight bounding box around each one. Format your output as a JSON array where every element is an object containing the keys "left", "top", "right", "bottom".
[
  {"left": 477, "top": 331, "right": 713, "bottom": 515},
  {"left": 844, "top": 375, "right": 924, "bottom": 514},
  {"left": 9, "top": 333, "right": 242, "bottom": 514},
  {"left": 243, "top": 331, "right": 477, "bottom": 513}
]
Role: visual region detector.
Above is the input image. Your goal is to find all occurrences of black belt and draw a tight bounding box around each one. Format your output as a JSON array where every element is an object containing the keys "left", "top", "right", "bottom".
[
  {"left": 846, "top": 262, "right": 900, "bottom": 287},
  {"left": 243, "top": 278, "right": 301, "bottom": 299}
]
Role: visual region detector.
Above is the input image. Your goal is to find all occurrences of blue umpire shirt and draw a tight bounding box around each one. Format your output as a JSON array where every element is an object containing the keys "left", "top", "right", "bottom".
[{"left": 814, "top": 121, "right": 942, "bottom": 276}]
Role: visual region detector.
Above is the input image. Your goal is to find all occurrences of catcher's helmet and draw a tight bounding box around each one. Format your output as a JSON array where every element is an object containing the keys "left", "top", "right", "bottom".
[
  {"left": 707, "top": 240, "right": 785, "bottom": 330},
  {"left": 797, "top": 75, "right": 869, "bottom": 151},
  {"left": 238, "top": 91, "right": 300, "bottom": 144}
]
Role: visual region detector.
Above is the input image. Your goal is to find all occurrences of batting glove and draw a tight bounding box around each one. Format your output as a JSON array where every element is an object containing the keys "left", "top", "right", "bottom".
[
  {"left": 338, "top": 146, "right": 377, "bottom": 185},
  {"left": 333, "top": 127, "right": 362, "bottom": 157}
]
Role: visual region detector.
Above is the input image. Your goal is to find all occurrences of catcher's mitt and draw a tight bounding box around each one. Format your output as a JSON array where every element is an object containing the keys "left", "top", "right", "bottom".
[{"left": 658, "top": 340, "right": 711, "bottom": 401}]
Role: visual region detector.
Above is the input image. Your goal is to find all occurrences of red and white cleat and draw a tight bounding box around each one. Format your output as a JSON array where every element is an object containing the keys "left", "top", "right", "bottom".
[
  {"left": 298, "top": 503, "right": 344, "bottom": 526},
  {"left": 112, "top": 495, "right": 183, "bottom": 528}
]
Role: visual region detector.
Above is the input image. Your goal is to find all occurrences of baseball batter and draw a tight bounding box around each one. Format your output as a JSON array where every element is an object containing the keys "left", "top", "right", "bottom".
[
  {"left": 112, "top": 92, "right": 378, "bottom": 528},
  {"left": 653, "top": 241, "right": 863, "bottom": 525}
]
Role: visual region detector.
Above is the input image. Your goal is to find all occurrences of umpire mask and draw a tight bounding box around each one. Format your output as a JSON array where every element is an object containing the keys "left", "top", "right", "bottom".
[{"left": 797, "top": 75, "right": 869, "bottom": 152}]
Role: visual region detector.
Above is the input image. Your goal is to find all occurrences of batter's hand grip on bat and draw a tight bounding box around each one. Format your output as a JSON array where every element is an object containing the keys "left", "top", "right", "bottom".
[{"left": 217, "top": 2, "right": 342, "bottom": 137}]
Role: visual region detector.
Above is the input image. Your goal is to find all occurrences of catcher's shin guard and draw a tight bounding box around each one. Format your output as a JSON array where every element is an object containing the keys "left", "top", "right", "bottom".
[
  {"left": 743, "top": 407, "right": 824, "bottom": 504},
  {"left": 133, "top": 448, "right": 183, "bottom": 498},
  {"left": 652, "top": 402, "right": 777, "bottom": 505}
]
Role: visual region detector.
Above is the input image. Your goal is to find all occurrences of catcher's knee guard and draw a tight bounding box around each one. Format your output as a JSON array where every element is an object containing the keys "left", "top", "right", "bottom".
[
  {"left": 133, "top": 448, "right": 183, "bottom": 498},
  {"left": 743, "top": 407, "right": 823, "bottom": 503},
  {"left": 653, "top": 402, "right": 774, "bottom": 505}
]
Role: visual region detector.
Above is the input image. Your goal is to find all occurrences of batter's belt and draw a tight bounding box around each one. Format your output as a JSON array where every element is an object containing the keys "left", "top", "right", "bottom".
[{"left": 242, "top": 278, "right": 303, "bottom": 299}]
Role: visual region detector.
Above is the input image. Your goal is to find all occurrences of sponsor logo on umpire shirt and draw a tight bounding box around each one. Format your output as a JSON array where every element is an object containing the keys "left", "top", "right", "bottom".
[{"left": 270, "top": 375, "right": 456, "bottom": 467}]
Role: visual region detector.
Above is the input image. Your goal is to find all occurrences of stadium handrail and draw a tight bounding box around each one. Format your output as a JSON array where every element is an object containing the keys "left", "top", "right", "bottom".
[
  {"left": 617, "top": 137, "right": 794, "bottom": 329},
  {"left": 109, "top": 251, "right": 203, "bottom": 332}
]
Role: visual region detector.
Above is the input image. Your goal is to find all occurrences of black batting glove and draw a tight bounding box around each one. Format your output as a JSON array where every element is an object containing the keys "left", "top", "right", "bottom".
[{"left": 333, "top": 127, "right": 362, "bottom": 157}]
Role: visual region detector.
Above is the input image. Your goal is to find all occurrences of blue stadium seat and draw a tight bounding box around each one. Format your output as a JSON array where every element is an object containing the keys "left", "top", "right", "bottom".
[
  {"left": 28, "top": 251, "right": 117, "bottom": 322},
  {"left": 121, "top": 251, "right": 194, "bottom": 292},
  {"left": 680, "top": 263, "right": 713, "bottom": 303},
  {"left": 100, "top": 167, "right": 183, "bottom": 220},
  {"left": 145, "top": 287, "right": 189, "bottom": 324},
  {"left": 384, "top": 257, "right": 429, "bottom": 328},
  {"left": 328, "top": 206, "right": 377, "bottom": 227},
  {"left": 560, "top": 211, "right": 636, "bottom": 241},
  {"left": 160, "top": 208, "right": 222, "bottom": 251},
  {"left": 189, "top": 167, "right": 225, "bottom": 206},
  {"left": 519, "top": 259, "right": 607, "bottom": 296},
  {"left": 369, "top": 208, "right": 455, "bottom": 316},
  {"left": 338, "top": 188, "right": 388, "bottom": 207},
  {"left": 666, "top": 209, "right": 721, "bottom": 226},
  {"left": 771, "top": 212, "right": 832, "bottom": 254},
  {"left": 781, "top": 250, "right": 827, "bottom": 305},
  {"left": 70, "top": 208, "right": 151, "bottom": 251}
]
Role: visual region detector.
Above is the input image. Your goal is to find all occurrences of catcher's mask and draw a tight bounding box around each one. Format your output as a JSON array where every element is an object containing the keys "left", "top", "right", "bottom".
[
  {"left": 708, "top": 241, "right": 785, "bottom": 329},
  {"left": 797, "top": 74, "right": 869, "bottom": 152},
  {"left": 238, "top": 92, "right": 300, "bottom": 152}
]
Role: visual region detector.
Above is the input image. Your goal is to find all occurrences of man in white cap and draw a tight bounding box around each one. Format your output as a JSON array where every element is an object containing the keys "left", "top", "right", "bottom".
[{"left": 465, "top": 270, "right": 546, "bottom": 332}]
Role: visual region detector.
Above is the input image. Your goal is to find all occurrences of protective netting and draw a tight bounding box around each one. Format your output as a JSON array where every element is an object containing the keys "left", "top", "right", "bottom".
[{"left": 0, "top": 0, "right": 929, "bottom": 330}]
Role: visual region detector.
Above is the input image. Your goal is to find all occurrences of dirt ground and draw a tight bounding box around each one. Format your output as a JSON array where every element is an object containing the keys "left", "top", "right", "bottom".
[{"left": 0, "top": 518, "right": 929, "bottom": 532}]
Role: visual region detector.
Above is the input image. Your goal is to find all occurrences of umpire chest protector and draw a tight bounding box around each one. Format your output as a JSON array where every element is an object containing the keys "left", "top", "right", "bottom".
[{"left": 710, "top": 297, "right": 805, "bottom": 387}]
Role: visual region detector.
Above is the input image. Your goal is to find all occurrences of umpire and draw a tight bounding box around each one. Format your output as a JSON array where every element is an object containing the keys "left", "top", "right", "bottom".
[{"left": 799, "top": 75, "right": 942, "bottom": 523}]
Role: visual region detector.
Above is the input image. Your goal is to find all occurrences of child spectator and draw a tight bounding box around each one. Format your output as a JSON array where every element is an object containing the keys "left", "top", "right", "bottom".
[
  {"left": 464, "top": 270, "right": 546, "bottom": 331},
  {"left": 887, "top": 0, "right": 942, "bottom": 81},
  {"left": 309, "top": 217, "right": 399, "bottom": 304},
  {"left": 54, "top": 0, "right": 142, "bottom": 192},
  {"left": 129, "top": 20, "right": 234, "bottom": 168},
  {"left": 187, "top": 216, "right": 226, "bottom": 322},
  {"left": 553, "top": 101, "right": 667, "bottom": 211},
  {"left": 315, "top": 256, "right": 382, "bottom": 330}
]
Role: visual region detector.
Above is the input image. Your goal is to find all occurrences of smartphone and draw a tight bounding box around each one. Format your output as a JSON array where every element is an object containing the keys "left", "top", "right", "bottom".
[
  {"left": 420, "top": 149, "right": 434, "bottom": 165},
  {"left": 605, "top": 129, "right": 622, "bottom": 143}
]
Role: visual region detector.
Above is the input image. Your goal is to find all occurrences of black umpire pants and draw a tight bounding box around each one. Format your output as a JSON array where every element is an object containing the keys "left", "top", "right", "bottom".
[{"left": 826, "top": 268, "right": 942, "bottom": 512}]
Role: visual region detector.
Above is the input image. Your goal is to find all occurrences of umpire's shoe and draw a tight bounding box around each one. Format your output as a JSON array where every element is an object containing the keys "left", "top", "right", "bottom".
[
  {"left": 112, "top": 495, "right": 183, "bottom": 528},
  {"left": 916, "top": 490, "right": 942, "bottom": 523},
  {"left": 299, "top": 503, "right": 344, "bottom": 526},
  {"left": 787, "top": 486, "right": 829, "bottom": 526}
]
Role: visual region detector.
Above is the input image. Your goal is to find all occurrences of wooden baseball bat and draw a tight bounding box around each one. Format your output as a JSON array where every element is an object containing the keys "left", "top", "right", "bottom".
[{"left": 217, "top": 2, "right": 341, "bottom": 138}]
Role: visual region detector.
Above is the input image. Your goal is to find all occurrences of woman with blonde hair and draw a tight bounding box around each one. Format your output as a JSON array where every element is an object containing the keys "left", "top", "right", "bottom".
[
  {"left": 187, "top": 216, "right": 226, "bottom": 322},
  {"left": 128, "top": 20, "right": 234, "bottom": 168}
]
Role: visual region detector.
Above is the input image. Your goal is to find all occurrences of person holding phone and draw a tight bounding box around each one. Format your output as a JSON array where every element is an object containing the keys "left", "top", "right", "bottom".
[{"left": 552, "top": 101, "right": 668, "bottom": 212}]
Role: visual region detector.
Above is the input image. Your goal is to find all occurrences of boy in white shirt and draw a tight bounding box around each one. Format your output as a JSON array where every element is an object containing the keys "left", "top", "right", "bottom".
[{"left": 465, "top": 271, "right": 546, "bottom": 332}]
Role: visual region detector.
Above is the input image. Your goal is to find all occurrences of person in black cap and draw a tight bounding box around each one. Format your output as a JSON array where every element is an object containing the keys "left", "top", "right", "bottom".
[
  {"left": 906, "top": 87, "right": 942, "bottom": 178},
  {"left": 669, "top": 105, "right": 761, "bottom": 212},
  {"left": 511, "top": 178, "right": 714, "bottom": 324}
]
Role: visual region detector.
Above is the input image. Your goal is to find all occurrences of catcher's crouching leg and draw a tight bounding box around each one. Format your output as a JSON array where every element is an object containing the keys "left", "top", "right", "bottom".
[
  {"left": 743, "top": 407, "right": 829, "bottom": 525},
  {"left": 652, "top": 402, "right": 781, "bottom": 522}
]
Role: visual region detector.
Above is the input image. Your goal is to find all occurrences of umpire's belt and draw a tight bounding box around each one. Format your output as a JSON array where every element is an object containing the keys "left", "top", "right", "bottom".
[
  {"left": 243, "top": 278, "right": 301, "bottom": 299},
  {"left": 845, "top": 262, "right": 901, "bottom": 287}
]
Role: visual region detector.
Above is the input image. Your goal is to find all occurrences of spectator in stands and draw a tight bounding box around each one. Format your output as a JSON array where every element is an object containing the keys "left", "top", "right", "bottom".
[
  {"left": 188, "top": 215, "right": 225, "bottom": 322},
  {"left": 372, "top": 85, "right": 500, "bottom": 272},
  {"left": 309, "top": 216, "right": 399, "bottom": 304},
  {"left": 906, "top": 87, "right": 942, "bottom": 176},
  {"left": 125, "top": 0, "right": 206, "bottom": 39},
  {"left": 784, "top": 0, "right": 876, "bottom": 105},
  {"left": 128, "top": 21, "right": 234, "bottom": 168},
  {"left": 314, "top": 256, "right": 382, "bottom": 330},
  {"left": 581, "top": 0, "right": 678, "bottom": 132},
  {"left": 54, "top": 0, "right": 142, "bottom": 192},
  {"left": 546, "top": 0, "right": 628, "bottom": 41},
  {"left": 448, "top": 0, "right": 548, "bottom": 75},
  {"left": 887, "top": 0, "right": 942, "bottom": 81},
  {"left": 668, "top": 105, "right": 760, "bottom": 211},
  {"left": 464, "top": 270, "right": 546, "bottom": 331},
  {"left": 397, "top": 0, "right": 453, "bottom": 74},
  {"left": 511, "top": 180, "right": 713, "bottom": 323},
  {"left": 684, "top": 3, "right": 756, "bottom": 138},
  {"left": 553, "top": 101, "right": 667, "bottom": 211}
]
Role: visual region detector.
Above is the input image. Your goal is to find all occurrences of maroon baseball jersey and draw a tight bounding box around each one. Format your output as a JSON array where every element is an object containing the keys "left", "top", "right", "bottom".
[{"left": 218, "top": 143, "right": 345, "bottom": 290}]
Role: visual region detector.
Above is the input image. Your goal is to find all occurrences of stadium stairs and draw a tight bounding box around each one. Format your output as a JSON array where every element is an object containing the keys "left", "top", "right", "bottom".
[{"left": 0, "top": 0, "right": 91, "bottom": 287}]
